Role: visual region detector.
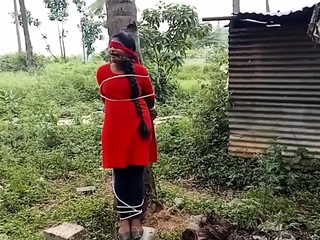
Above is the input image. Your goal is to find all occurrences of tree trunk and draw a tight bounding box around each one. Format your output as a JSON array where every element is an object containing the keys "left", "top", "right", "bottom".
[
  {"left": 265, "top": 0, "right": 270, "bottom": 12},
  {"left": 61, "top": 22, "right": 67, "bottom": 61},
  {"left": 106, "top": 0, "right": 158, "bottom": 220},
  {"left": 56, "top": 21, "right": 64, "bottom": 59},
  {"left": 13, "top": 0, "right": 22, "bottom": 52},
  {"left": 80, "top": 15, "right": 86, "bottom": 63},
  {"left": 18, "top": 0, "right": 34, "bottom": 70},
  {"left": 232, "top": 0, "right": 240, "bottom": 14}
]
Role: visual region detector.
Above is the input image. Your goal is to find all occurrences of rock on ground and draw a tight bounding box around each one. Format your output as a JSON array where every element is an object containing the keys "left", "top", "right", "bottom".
[
  {"left": 141, "top": 227, "right": 157, "bottom": 240},
  {"left": 43, "top": 223, "right": 85, "bottom": 240},
  {"left": 76, "top": 186, "right": 96, "bottom": 195}
]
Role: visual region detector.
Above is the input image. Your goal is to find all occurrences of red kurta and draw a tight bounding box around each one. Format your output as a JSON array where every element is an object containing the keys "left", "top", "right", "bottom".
[{"left": 96, "top": 63, "right": 158, "bottom": 169}]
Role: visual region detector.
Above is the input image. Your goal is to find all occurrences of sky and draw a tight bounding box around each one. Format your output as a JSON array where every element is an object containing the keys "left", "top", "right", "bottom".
[{"left": 0, "top": 0, "right": 318, "bottom": 56}]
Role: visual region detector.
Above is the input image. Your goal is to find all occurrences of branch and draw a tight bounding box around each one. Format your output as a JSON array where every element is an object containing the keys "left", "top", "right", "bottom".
[{"left": 35, "top": 26, "right": 59, "bottom": 61}]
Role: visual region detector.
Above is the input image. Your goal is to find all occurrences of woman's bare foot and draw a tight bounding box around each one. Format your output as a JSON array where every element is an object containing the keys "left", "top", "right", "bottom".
[
  {"left": 131, "top": 218, "right": 144, "bottom": 239},
  {"left": 118, "top": 219, "right": 130, "bottom": 235}
]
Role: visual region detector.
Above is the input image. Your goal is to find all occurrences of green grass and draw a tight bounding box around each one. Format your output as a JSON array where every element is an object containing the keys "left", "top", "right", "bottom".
[
  {"left": 1, "top": 59, "right": 320, "bottom": 239},
  {"left": 0, "top": 60, "right": 215, "bottom": 239}
]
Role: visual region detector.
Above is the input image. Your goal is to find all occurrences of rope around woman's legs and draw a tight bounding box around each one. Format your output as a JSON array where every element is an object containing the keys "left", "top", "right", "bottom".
[{"left": 112, "top": 170, "right": 144, "bottom": 220}]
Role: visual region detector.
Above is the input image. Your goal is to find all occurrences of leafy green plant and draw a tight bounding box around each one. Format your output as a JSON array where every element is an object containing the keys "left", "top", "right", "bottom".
[
  {"left": 73, "top": 0, "right": 104, "bottom": 62},
  {"left": 0, "top": 53, "right": 48, "bottom": 72},
  {"left": 10, "top": 8, "right": 59, "bottom": 60},
  {"left": 139, "top": 2, "right": 211, "bottom": 102},
  {"left": 43, "top": 0, "right": 69, "bottom": 61}
]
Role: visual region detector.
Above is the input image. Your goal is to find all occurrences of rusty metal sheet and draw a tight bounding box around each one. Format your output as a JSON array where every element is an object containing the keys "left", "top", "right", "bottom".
[
  {"left": 236, "top": 3, "right": 316, "bottom": 18},
  {"left": 228, "top": 24, "right": 320, "bottom": 159},
  {"left": 202, "top": 3, "right": 317, "bottom": 22}
]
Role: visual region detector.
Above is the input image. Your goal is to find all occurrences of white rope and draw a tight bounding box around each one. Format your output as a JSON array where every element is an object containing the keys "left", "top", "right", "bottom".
[
  {"left": 112, "top": 170, "right": 144, "bottom": 220},
  {"left": 100, "top": 93, "right": 155, "bottom": 102},
  {"left": 99, "top": 74, "right": 155, "bottom": 102},
  {"left": 103, "top": 74, "right": 151, "bottom": 220}
]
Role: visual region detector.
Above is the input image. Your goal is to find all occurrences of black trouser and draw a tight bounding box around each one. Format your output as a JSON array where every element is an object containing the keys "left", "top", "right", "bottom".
[{"left": 113, "top": 165, "right": 145, "bottom": 220}]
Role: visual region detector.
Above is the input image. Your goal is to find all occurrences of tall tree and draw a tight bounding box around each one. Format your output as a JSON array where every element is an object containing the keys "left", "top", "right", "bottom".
[
  {"left": 13, "top": 0, "right": 22, "bottom": 52},
  {"left": 18, "top": 0, "right": 34, "bottom": 70},
  {"left": 106, "top": 0, "right": 157, "bottom": 218},
  {"left": 232, "top": 0, "right": 240, "bottom": 14},
  {"left": 266, "top": 0, "right": 270, "bottom": 12},
  {"left": 43, "top": 0, "right": 69, "bottom": 61},
  {"left": 87, "top": 0, "right": 106, "bottom": 16},
  {"left": 73, "top": 0, "right": 104, "bottom": 62},
  {"left": 139, "top": 2, "right": 211, "bottom": 102}
]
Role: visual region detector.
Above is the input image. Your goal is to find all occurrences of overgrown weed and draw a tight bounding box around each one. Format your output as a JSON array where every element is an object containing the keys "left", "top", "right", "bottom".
[{"left": 1, "top": 53, "right": 320, "bottom": 238}]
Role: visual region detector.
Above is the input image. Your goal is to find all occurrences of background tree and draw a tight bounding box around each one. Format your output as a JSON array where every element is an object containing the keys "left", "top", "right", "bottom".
[
  {"left": 13, "top": 0, "right": 22, "bottom": 53},
  {"left": 10, "top": 10, "right": 58, "bottom": 60},
  {"left": 192, "top": 29, "right": 228, "bottom": 48},
  {"left": 139, "top": 2, "right": 211, "bottom": 102},
  {"left": 43, "top": 0, "right": 69, "bottom": 61},
  {"left": 18, "top": 0, "right": 33, "bottom": 70},
  {"left": 10, "top": 9, "right": 34, "bottom": 26},
  {"left": 73, "top": 0, "right": 104, "bottom": 62},
  {"left": 87, "top": 0, "right": 107, "bottom": 16}
]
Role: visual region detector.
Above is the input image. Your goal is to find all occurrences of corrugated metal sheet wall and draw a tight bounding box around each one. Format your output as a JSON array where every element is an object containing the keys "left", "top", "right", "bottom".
[{"left": 228, "top": 24, "right": 320, "bottom": 159}]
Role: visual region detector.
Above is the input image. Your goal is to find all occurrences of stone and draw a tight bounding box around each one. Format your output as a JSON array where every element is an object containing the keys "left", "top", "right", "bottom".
[
  {"left": 173, "top": 197, "right": 183, "bottom": 207},
  {"left": 140, "top": 227, "right": 156, "bottom": 240},
  {"left": 252, "top": 236, "right": 267, "bottom": 240},
  {"left": 76, "top": 186, "right": 96, "bottom": 195},
  {"left": 43, "top": 223, "right": 85, "bottom": 240},
  {"left": 259, "top": 221, "right": 282, "bottom": 232},
  {"left": 188, "top": 215, "right": 204, "bottom": 230},
  {"left": 81, "top": 116, "right": 92, "bottom": 125},
  {"left": 274, "top": 232, "right": 296, "bottom": 240},
  {"left": 226, "top": 189, "right": 234, "bottom": 199},
  {"left": 57, "top": 118, "right": 74, "bottom": 126}
]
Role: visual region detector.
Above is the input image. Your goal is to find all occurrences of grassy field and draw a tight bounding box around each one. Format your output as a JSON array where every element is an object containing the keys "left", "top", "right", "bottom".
[
  {"left": 0, "top": 60, "right": 213, "bottom": 239},
  {"left": 1, "top": 59, "right": 320, "bottom": 240}
]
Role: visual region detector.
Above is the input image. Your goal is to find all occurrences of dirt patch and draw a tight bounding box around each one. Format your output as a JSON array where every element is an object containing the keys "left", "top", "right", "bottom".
[
  {"left": 144, "top": 206, "right": 190, "bottom": 232},
  {"left": 105, "top": 175, "right": 190, "bottom": 232},
  {"left": 181, "top": 213, "right": 299, "bottom": 240}
]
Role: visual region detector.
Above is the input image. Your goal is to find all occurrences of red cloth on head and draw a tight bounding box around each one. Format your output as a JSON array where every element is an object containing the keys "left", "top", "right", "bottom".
[{"left": 109, "top": 41, "right": 140, "bottom": 64}]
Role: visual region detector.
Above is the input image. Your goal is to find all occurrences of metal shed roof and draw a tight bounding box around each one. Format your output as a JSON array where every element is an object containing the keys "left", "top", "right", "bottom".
[{"left": 202, "top": 2, "right": 318, "bottom": 22}]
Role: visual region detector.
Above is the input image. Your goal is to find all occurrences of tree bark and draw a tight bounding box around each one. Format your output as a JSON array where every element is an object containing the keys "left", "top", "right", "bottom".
[
  {"left": 13, "top": 0, "right": 22, "bottom": 52},
  {"left": 232, "top": 0, "right": 240, "bottom": 14},
  {"left": 265, "top": 0, "right": 270, "bottom": 12},
  {"left": 57, "top": 21, "right": 64, "bottom": 59},
  {"left": 18, "top": 0, "right": 34, "bottom": 70},
  {"left": 106, "top": 0, "right": 158, "bottom": 220}
]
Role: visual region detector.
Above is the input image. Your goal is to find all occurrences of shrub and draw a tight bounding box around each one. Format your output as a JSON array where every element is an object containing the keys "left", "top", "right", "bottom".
[
  {"left": 0, "top": 60, "right": 102, "bottom": 215},
  {"left": 0, "top": 53, "right": 49, "bottom": 72},
  {"left": 155, "top": 65, "right": 320, "bottom": 192}
]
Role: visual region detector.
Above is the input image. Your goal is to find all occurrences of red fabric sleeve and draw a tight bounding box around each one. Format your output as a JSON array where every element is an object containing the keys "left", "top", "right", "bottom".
[
  {"left": 96, "top": 64, "right": 108, "bottom": 86},
  {"left": 96, "top": 64, "right": 110, "bottom": 104}
]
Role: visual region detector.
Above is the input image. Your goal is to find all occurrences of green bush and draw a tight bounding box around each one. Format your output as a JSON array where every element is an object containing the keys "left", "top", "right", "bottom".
[
  {"left": 155, "top": 67, "right": 320, "bottom": 192},
  {"left": 0, "top": 53, "right": 49, "bottom": 72},
  {"left": 1, "top": 55, "right": 320, "bottom": 238}
]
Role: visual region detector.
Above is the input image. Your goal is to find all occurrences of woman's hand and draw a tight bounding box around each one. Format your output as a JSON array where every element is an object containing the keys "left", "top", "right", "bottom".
[{"left": 149, "top": 109, "right": 157, "bottom": 121}]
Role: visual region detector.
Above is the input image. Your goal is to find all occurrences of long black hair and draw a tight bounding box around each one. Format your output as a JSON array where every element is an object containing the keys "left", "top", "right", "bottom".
[{"left": 112, "top": 31, "right": 149, "bottom": 139}]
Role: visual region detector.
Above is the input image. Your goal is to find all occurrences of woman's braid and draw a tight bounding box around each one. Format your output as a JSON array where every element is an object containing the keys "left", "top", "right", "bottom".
[{"left": 122, "top": 58, "right": 149, "bottom": 139}]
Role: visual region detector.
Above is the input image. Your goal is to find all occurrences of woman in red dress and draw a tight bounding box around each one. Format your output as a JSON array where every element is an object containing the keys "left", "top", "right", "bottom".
[{"left": 96, "top": 31, "right": 157, "bottom": 240}]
